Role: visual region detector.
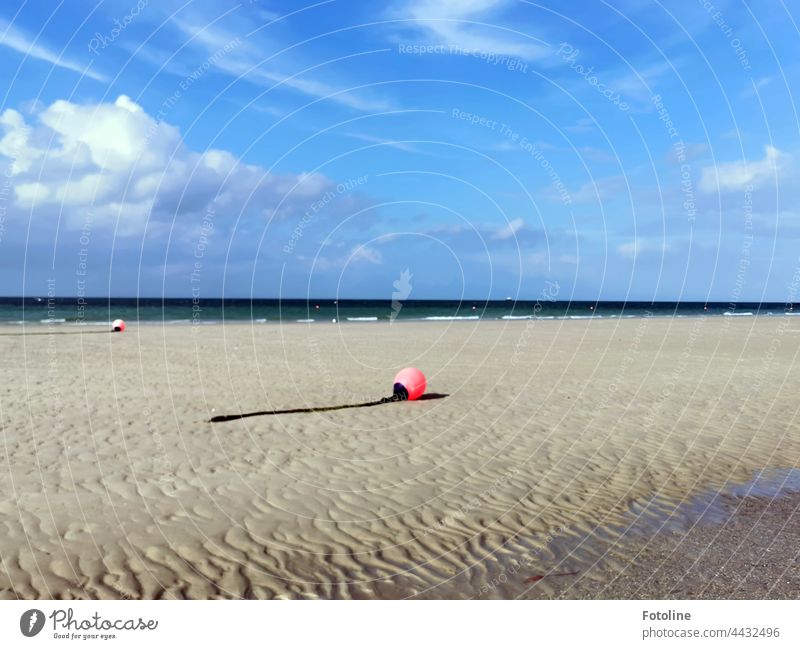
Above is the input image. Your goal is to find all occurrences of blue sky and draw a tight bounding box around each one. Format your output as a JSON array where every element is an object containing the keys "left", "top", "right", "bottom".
[{"left": 0, "top": 0, "right": 798, "bottom": 301}]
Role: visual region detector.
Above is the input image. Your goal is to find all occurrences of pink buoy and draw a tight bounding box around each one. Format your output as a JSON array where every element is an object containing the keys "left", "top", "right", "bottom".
[
  {"left": 393, "top": 367, "right": 426, "bottom": 401},
  {"left": 112, "top": 319, "right": 126, "bottom": 332}
]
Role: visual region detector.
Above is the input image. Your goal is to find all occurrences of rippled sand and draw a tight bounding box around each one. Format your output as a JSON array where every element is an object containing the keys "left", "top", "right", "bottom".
[{"left": 1, "top": 316, "right": 798, "bottom": 599}]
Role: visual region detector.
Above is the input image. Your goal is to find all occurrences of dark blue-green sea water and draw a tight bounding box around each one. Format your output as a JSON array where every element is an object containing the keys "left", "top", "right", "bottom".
[{"left": 0, "top": 297, "right": 796, "bottom": 326}]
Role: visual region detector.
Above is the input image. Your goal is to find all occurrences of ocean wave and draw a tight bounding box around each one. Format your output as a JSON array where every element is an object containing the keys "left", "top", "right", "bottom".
[
  {"left": 347, "top": 317, "right": 379, "bottom": 321},
  {"left": 421, "top": 316, "right": 480, "bottom": 321},
  {"left": 501, "top": 315, "right": 533, "bottom": 320},
  {"left": 40, "top": 318, "right": 66, "bottom": 323},
  {"left": 723, "top": 311, "right": 754, "bottom": 317},
  {"left": 255, "top": 318, "right": 267, "bottom": 323},
  {"left": 296, "top": 318, "right": 315, "bottom": 323}
]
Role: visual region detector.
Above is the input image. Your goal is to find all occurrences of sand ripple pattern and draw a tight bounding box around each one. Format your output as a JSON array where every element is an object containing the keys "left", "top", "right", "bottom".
[{"left": 1, "top": 319, "right": 798, "bottom": 598}]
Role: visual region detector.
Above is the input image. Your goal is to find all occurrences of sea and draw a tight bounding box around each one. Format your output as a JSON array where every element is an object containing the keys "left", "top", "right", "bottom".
[{"left": 0, "top": 297, "right": 797, "bottom": 326}]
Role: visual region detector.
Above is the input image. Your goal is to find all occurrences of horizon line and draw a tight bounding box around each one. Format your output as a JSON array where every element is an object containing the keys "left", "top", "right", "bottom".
[{"left": 1, "top": 296, "right": 798, "bottom": 305}]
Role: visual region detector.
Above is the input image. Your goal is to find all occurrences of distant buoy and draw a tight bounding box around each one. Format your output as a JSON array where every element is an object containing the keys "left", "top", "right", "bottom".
[
  {"left": 393, "top": 367, "right": 426, "bottom": 401},
  {"left": 332, "top": 318, "right": 337, "bottom": 323},
  {"left": 112, "top": 319, "right": 126, "bottom": 332}
]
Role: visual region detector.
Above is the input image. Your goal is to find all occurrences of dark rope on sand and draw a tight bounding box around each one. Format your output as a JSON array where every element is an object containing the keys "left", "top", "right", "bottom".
[
  {"left": 0, "top": 329, "right": 113, "bottom": 336},
  {"left": 209, "top": 392, "right": 448, "bottom": 423}
]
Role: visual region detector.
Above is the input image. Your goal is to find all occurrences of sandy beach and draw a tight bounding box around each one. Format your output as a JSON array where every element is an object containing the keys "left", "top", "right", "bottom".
[{"left": 1, "top": 316, "right": 798, "bottom": 599}]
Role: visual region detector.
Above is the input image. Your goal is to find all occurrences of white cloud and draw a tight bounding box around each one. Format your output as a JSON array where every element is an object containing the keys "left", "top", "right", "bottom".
[
  {"left": 617, "top": 238, "right": 669, "bottom": 259},
  {"left": 569, "top": 175, "right": 626, "bottom": 204},
  {"left": 0, "top": 18, "right": 107, "bottom": 82},
  {"left": 350, "top": 245, "right": 383, "bottom": 265},
  {"left": 492, "top": 217, "right": 524, "bottom": 239},
  {"left": 398, "top": 0, "right": 549, "bottom": 59},
  {"left": 0, "top": 95, "right": 336, "bottom": 234},
  {"left": 699, "top": 145, "right": 786, "bottom": 193}
]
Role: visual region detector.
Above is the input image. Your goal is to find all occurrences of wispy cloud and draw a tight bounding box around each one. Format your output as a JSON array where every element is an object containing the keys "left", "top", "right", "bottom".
[
  {"left": 740, "top": 75, "right": 773, "bottom": 99},
  {"left": 350, "top": 245, "right": 383, "bottom": 265},
  {"left": 169, "top": 19, "right": 390, "bottom": 112},
  {"left": 698, "top": 145, "right": 786, "bottom": 193},
  {"left": 569, "top": 175, "right": 627, "bottom": 204},
  {"left": 347, "top": 132, "right": 419, "bottom": 152},
  {"left": 396, "top": 0, "right": 550, "bottom": 59},
  {"left": 0, "top": 18, "right": 107, "bottom": 82},
  {"left": 577, "top": 146, "right": 616, "bottom": 164},
  {"left": 617, "top": 238, "right": 670, "bottom": 260},
  {"left": 256, "top": 68, "right": 391, "bottom": 112},
  {"left": 564, "top": 117, "right": 595, "bottom": 134},
  {"left": 492, "top": 217, "right": 524, "bottom": 239},
  {"left": 605, "top": 61, "right": 675, "bottom": 102}
]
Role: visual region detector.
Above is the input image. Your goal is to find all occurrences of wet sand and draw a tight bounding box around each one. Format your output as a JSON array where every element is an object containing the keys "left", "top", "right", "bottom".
[
  {"left": 0, "top": 316, "right": 798, "bottom": 599},
  {"left": 569, "top": 491, "right": 800, "bottom": 599}
]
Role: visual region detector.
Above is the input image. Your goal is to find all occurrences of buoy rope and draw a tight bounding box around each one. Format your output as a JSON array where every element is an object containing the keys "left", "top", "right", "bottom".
[
  {"left": 208, "top": 393, "right": 405, "bottom": 423},
  {"left": 0, "top": 330, "right": 112, "bottom": 336}
]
